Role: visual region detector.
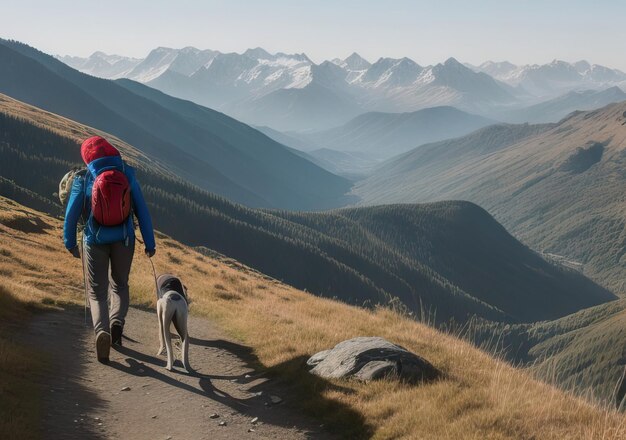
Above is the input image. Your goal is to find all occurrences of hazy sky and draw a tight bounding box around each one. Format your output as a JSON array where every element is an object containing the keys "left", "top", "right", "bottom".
[{"left": 3, "top": 0, "right": 626, "bottom": 69}]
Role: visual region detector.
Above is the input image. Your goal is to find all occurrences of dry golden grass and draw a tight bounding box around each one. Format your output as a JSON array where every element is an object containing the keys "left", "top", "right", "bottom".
[{"left": 1, "top": 195, "right": 625, "bottom": 439}]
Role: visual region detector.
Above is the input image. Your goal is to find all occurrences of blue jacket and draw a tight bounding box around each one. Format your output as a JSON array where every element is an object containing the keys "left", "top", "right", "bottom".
[{"left": 63, "top": 156, "right": 156, "bottom": 252}]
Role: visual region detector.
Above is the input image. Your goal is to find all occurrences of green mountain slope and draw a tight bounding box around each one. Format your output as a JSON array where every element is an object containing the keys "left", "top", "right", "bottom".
[
  {"left": 356, "top": 104, "right": 626, "bottom": 294},
  {"left": 0, "top": 94, "right": 614, "bottom": 324},
  {"left": 470, "top": 298, "right": 626, "bottom": 407},
  {"left": 0, "top": 39, "right": 352, "bottom": 211}
]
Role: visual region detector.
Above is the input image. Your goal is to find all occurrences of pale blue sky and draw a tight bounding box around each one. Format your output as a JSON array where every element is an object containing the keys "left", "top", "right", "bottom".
[{"left": 2, "top": 0, "right": 625, "bottom": 69}]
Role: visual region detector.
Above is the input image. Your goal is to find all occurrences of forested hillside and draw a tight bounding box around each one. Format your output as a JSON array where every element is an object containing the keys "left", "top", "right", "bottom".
[
  {"left": 469, "top": 298, "right": 626, "bottom": 407},
  {"left": 0, "top": 94, "right": 614, "bottom": 325},
  {"left": 356, "top": 104, "right": 626, "bottom": 294}
]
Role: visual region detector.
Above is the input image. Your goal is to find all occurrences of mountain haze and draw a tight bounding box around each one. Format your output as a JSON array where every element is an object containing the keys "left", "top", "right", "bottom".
[
  {"left": 61, "top": 49, "right": 626, "bottom": 130},
  {"left": 503, "top": 86, "right": 626, "bottom": 123},
  {"left": 0, "top": 39, "right": 352, "bottom": 210},
  {"left": 475, "top": 59, "right": 626, "bottom": 97},
  {"left": 290, "top": 106, "right": 495, "bottom": 159}
]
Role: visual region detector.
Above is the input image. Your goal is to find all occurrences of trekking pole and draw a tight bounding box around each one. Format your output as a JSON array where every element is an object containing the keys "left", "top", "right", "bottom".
[{"left": 80, "top": 236, "right": 89, "bottom": 327}]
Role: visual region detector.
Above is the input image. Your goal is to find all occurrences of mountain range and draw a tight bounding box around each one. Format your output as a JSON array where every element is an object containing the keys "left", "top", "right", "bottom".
[
  {"left": 0, "top": 39, "right": 352, "bottom": 210},
  {"left": 472, "top": 59, "right": 626, "bottom": 97},
  {"left": 59, "top": 48, "right": 626, "bottom": 131}
]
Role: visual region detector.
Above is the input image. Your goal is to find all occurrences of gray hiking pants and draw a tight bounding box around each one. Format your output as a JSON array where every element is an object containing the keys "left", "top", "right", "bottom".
[{"left": 83, "top": 239, "right": 135, "bottom": 335}]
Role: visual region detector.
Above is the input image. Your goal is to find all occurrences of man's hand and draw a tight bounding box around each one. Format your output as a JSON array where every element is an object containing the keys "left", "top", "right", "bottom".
[
  {"left": 68, "top": 246, "right": 81, "bottom": 259},
  {"left": 145, "top": 248, "right": 156, "bottom": 258}
]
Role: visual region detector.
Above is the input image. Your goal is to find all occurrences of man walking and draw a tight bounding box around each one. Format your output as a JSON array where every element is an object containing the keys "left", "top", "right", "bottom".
[{"left": 64, "top": 136, "right": 156, "bottom": 363}]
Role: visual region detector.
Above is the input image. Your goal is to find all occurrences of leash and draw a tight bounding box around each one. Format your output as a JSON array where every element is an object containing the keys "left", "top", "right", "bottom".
[
  {"left": 138, "top": 235, "right": 159, "bottom": 296},
  {"left": 149, "top": 255, "right": 159, "bottom": 297}
]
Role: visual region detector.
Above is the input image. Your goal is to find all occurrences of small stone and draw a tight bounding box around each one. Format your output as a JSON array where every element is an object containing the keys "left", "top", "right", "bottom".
[
  {"left": 166, "top": 437, "right": 172, "bottom": 440},
  {"left": 98, "top": 423, "right": 103, "bottom": 426},
  {"left": 73, "top": 420, "right": 78, "bottom": 423},
  {"left": 209, "top": 413, "right": 219, "bottom": 419},
  {"left": 121, "top": 386, "right": 131, "bottom": 391},
  {"left": 270, "top": 395, "right": 282, "bottom": 404},
  {"left": 245, "top": 374, "right": 251, "bottom": 379},
  {"left": 218, "top": 421, "right": 227, "bottom": 426},
  {"left": 248, "top": 428, "right": 255, "bottom": 433},
  {"left": 151, "top": 415, "right": 157, "bottom": 419},
  {"left": 94, "top": 417, "right": 101, "bottom": 422},
  {"left": 251, "top": 417, "right": 259, "bottom": 424},
  {"left": 138, "top": 369, "right": 145, "bottom": 373}
]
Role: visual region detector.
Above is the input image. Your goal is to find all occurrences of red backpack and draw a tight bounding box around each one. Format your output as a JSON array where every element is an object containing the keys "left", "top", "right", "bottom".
[
  {"left": 81, "top": 136, "right": 131, "bottom": 226},
  {"left": 91, "top": 169, "right": 131, "bottom": 226}
]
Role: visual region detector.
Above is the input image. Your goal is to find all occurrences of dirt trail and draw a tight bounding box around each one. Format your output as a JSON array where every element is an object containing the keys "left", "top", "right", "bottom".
[{"left": 25, "top": 306, "right": 331, "bottom": 439}]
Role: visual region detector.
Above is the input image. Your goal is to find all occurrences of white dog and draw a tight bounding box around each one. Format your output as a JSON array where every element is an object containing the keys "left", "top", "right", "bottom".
[{"left": 155, "top": 274, "right": 190, "bottom": 371}]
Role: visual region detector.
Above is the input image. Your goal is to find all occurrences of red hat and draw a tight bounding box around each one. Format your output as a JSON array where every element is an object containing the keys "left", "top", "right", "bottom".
[{"left": 80, "top": 136, "right": 120, "bottom": 164}]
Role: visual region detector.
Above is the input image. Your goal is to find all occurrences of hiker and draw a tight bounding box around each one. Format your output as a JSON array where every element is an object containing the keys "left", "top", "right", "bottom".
[{"left": 63, "top": 136, "right": 156, "bottom": 363}]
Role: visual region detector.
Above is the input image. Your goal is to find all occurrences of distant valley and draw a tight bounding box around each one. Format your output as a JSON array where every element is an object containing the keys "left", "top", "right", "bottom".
[{"left": 355, "top": 102, "right": 626, "bottom": 296}]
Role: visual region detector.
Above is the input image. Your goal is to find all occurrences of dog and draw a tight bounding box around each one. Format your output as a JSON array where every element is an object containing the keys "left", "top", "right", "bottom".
[{"left": 155, "top": 274, "right": 190, "bottom": 371}]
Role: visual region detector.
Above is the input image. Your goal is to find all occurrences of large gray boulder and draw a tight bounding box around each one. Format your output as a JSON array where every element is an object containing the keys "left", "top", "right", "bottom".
[{"left": 307, "top": 337, "right": 439, "bottom": 383}]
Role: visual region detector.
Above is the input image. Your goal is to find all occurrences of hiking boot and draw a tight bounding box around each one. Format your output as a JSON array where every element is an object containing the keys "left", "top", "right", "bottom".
[
  {"left": 96, "top": 331, "right": 111, "bottom": 363},
  {"left": 111, "top": 321, "right": 123, "bottom": 346}
]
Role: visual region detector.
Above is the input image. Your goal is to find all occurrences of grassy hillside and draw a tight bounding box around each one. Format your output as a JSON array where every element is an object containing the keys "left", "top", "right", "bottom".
[
  {"left": 293, "top": 106, "right": 495, "bottom": 159},
  {"left": 469, "top": 298, "right": 626, "bottom": 407},
  {"left": 355, "top": 103, "right": 626, "bottom": 295},
  {"left": 0, "top": 93, "right": 615, "bottom": 325},
  {"left": 1, "top": 196, "right": 625, "bottom": 439},
  {"left": 0, "top": 39, "right": 352, "bottom": 211}
]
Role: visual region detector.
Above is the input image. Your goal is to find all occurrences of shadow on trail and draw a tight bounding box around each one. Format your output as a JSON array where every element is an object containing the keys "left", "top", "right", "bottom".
[
  {"left": 111, "top": 333, "right": 372, "bottom": 438},
  {"left": 23, "top": 305, "right": 108, "bottom": 440},
  {"left": 108, "top": 357, "right": 252, "bottom": 410}
]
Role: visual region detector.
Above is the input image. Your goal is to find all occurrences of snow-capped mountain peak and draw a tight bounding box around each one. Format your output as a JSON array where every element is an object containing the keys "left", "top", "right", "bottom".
[
  {"left": 56, "top": 47, "right": 626, "bottom": 131},
  {"left": 341, "top": 52, "right": 371, "bottom": 71},
  {"left": 244, "top": 47, "right": 272, "bottom": 59},
  {"left": 573, "top": 60, "right": 591, "bottom": 73},
  {"left": 477, "top": 60, "right": 518, "bottom": 77},
  {"left": 358, "top": 57, "right": 422, "bottom": 88}
]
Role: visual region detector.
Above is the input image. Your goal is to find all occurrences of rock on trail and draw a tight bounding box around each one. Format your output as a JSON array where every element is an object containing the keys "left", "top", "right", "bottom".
[{"left": 307, "top": 336, "right": 440, "bottom": 383}]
